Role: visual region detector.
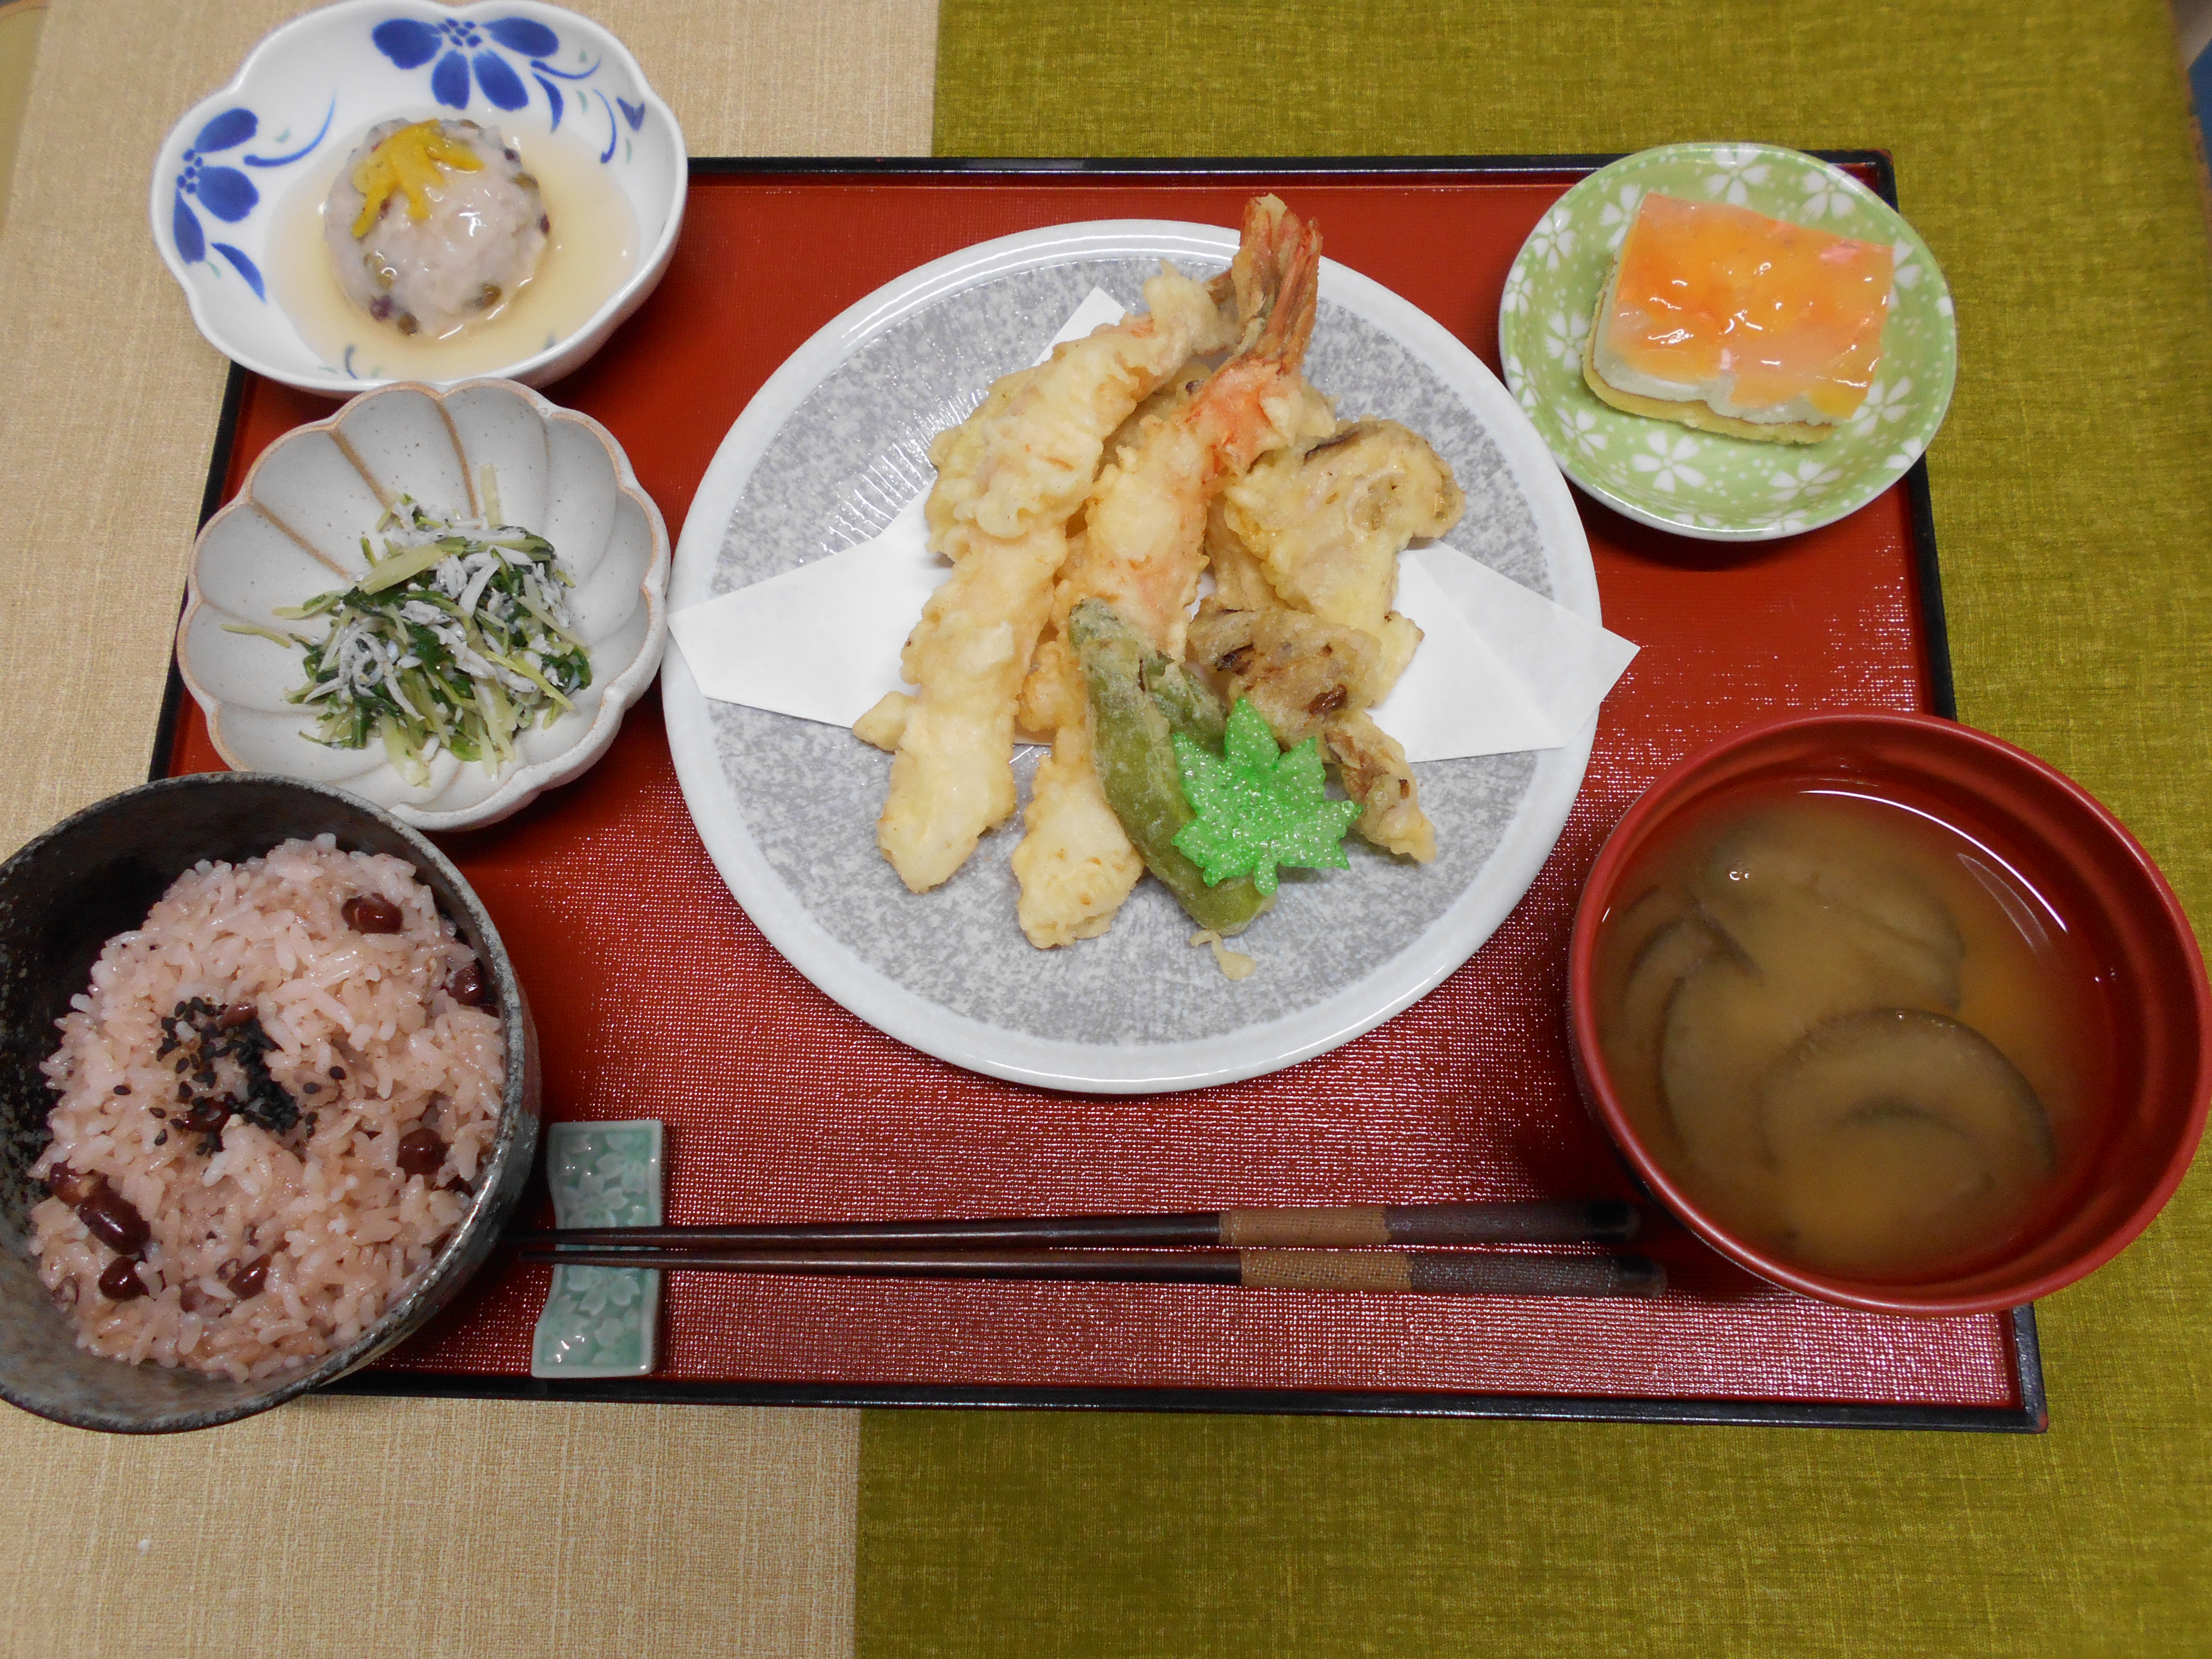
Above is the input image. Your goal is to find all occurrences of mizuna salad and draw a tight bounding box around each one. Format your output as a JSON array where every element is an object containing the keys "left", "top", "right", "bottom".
[{"left": 240, "top": 498, "right": 592, "bottom": 784}]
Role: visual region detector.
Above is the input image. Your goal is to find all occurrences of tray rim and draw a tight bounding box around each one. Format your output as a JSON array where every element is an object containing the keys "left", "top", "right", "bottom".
[
  {"left": 330, "top": 1299, "right": 2045, "bottom": 1432},
  {"left": 157, "top": 151, "right": 2036, "bottom": 1433}
]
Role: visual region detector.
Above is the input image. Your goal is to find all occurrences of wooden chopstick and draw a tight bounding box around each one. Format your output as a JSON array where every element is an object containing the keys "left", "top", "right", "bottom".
[
  {"left": 514, "top": 1246, "right": 1668, "bottom": 1298},
  {"left": 507, "top": 1198, "right": 1639, "bottom": 1254}
]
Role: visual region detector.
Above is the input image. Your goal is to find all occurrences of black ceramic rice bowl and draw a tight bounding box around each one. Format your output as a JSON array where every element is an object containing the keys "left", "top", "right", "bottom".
[{"left": 0, "top": 774, "right": 539, "bottom": 1431}]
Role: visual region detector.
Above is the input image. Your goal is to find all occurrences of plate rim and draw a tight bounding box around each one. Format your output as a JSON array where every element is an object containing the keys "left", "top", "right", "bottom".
[
  {"left": 1498, "top": 140, "right": 1958, "bottom": 544},
  {"left": 664, "top": 216, "right": 1599, "bottom": 1093}
]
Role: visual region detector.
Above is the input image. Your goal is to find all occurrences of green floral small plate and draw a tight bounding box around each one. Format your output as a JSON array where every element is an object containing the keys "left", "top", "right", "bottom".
[{"left": 1498, "top": 143, "right": 1955, "bottom": 541}]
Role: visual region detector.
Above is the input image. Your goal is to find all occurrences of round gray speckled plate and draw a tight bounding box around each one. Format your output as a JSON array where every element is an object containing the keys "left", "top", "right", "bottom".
[{"left": 664, "top": 221, "right": 1597, "bottom": 1094}]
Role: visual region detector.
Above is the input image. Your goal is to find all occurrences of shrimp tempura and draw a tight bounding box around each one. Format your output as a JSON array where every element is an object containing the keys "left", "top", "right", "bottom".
[
  {"left": 1013, "top": 198, "right": 1334, "bottom": 948},
  {"left": 870, "top": 264, "right": 1241, "bottom": 893}
]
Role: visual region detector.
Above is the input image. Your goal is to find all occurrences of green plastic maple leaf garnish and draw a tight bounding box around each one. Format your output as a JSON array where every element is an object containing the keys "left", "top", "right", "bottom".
[{"left": 1171, "top": 700, "right": 1364, "bottom": 896}]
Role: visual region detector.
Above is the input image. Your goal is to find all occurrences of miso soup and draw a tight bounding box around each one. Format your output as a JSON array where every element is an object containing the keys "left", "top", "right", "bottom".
[{"left": 1593, "top": 787, "right": 2109, "bottom": 1277}]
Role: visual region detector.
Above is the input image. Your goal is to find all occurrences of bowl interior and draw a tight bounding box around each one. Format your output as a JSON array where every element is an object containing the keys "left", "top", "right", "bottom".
[
  {"left": 0, "top": 775, "right": 538, "bottom": 1431},
  {"left": 1569, "top": 712, "right": 2210, "bottom": 1314}
]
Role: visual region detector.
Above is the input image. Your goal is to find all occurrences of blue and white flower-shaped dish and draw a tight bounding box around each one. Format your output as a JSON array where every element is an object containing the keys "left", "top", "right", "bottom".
[{"left": 151, "top": 0, "right": 686, "bottom": 395}]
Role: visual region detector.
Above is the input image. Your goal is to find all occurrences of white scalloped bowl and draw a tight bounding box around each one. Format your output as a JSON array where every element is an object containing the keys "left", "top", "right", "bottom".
[
  {"left": 151, "top": 0, "right": 685, "bottom": 394},
  {"left": 179, "top": 379, "right": 668, "bottom": 830}
]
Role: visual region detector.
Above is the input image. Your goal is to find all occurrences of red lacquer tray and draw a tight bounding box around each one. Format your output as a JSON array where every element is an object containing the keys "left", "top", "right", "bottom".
[{"left": 159, "top": 158, "right": 2042, "bottom": 1430}]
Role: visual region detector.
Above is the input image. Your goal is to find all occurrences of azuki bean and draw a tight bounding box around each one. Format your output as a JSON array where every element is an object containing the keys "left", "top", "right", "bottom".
[
  {"left": 221, "top": 1255, "right": 272, "bottom": 1299},
  {"left": 395, "top": 1127, "right": 447, "bottom": 1179},
  {"left": 341, "top": 894, "right": 403, "bottom": 933},
  {"left": 447, "top": 960, "right": 490, "bottom": 1007},
  {"left": 52, "top": 1169, "right": 148, "bottom": 1254},
  {"left": 77, "top": 1182, "right": 150, "bottom": 1256},
  {"left": 45, "top": 1164, "right": 99, "bottom": 1207},
  {"left": 170, "top": 1100, "right": 231, "bottom": 1135},
  {"left": 97, "top": 1258, "right": 148, "bottom": 1302}
]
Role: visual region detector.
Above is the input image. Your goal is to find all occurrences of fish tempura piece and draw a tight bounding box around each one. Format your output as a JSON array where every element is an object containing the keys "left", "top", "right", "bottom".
[
  {"left": 874, "top": 264, "right": 1240, "bottom": 892},
  {"left": 1323, "top": 711, "right": 1435, "bottom": 863},
  {"left": 1014, "top": 198, "right": 1333, "bottom": 948},
  {"left": 1217, "top": 418, "right": 1464, "bottom": 703},
  {"left": 1200, "top": 416, "right": 1461, "bottom": 860},
  {"left": 876, "top": 520, "right": 1063, "bottom": 891}
]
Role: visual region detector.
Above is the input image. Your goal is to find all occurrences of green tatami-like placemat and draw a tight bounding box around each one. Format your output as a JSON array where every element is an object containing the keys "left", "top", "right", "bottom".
[{"left": 853, "top": 2, "right": 2212, "bottom": 1654}]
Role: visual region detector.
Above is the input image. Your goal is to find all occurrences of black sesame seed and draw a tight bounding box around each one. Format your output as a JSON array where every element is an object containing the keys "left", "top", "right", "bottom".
[
  {"left": 329, "top": 1067, "right": 345, "bottom": 1081},
  {"left": 112, "top": 1085, "right": 130, "bottom": 1097},
  {"left": 302, "top": 1082, "right": 319, "bottom": 1095}
]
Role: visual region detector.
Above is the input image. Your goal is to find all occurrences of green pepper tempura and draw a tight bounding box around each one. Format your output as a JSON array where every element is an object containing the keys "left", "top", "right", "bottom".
[{"left": 237, "top": 498, "right": 592, "bottom": 786}]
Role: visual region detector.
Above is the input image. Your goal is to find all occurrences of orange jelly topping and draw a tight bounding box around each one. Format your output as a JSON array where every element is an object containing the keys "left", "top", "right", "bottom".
[{"left": 1601, "top": 193, "right": 1894, "bottom": 422}]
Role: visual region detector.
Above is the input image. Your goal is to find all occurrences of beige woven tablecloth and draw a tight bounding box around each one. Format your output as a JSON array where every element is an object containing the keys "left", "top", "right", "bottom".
[{"left": 0, "top": 3, "right": 937, "bottom": 1653}]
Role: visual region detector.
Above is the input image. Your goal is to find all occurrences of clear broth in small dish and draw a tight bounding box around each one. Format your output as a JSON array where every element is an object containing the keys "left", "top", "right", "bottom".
[{"left": 269, "top": 123, "right": 637, "bottom": 382}]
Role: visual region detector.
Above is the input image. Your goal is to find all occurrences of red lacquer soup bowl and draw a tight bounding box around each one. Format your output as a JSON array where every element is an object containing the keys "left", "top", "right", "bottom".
[{"left": 1568, "top": 711, "right": 2210, "bottom": 1316}]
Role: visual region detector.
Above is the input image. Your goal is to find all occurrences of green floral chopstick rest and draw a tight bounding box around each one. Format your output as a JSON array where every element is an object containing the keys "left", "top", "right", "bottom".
[{"left": 531, "top": 1120, "right": 663, "bottom": 1378}]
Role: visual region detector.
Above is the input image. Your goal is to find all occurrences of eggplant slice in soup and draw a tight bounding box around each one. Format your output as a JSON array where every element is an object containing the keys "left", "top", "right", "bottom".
[
  {"left": 1611, "top": 907, "right": 1730, "bottom": 1142},
  {"left": 1695, "top": 882, "right": 1963, "bottom": 1014},
  {"left": 1658, "top": 954, "right": 1784, "bottom": 1175},
  {"left": 1756, "top": 1008, "right": 2057, "bottom": 1266},
  {"left": 1656, "top": 879, "right": 1962, "bottom": 1175},
  {"left": 1695, "top": 814, "right": 1967, "bottom": 978}
]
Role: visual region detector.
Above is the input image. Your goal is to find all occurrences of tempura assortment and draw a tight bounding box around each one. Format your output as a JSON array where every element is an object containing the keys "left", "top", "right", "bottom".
[{"left": 856, "top": 196, "right": 1466, "bottom": 952}]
